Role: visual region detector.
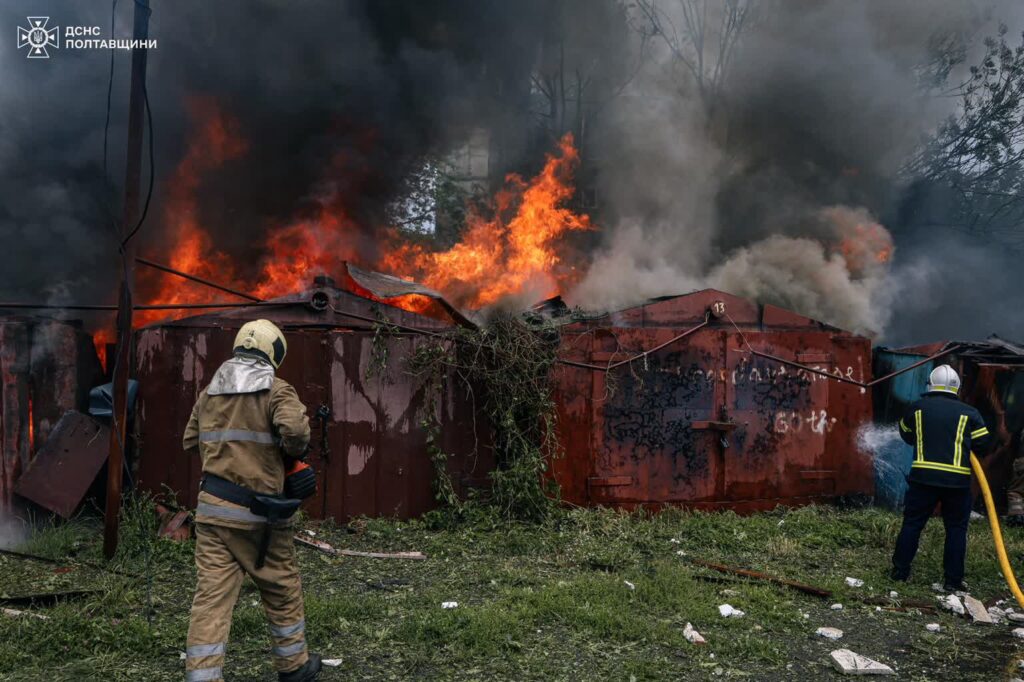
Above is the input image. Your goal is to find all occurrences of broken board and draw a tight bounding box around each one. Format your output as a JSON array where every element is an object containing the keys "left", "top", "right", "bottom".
[{"left": 14, "top": 411, "right": 109, "bottom": 518}]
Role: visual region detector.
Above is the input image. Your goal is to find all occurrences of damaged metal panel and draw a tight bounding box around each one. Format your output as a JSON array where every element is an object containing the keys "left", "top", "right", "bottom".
[
  {"left": 0, "top": 317, "right": 103, "bottom": 507},
  {"left": 14, "top": 411, "right": 109, "bottom": 518},
  {"left": 134, "top": 281, "right": 490, "bottom": 522},
  {"left": 551, "top": 289, "right": 874, "bottom": 513}
]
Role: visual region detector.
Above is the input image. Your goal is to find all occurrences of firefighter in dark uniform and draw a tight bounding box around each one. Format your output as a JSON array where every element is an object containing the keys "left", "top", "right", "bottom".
[{"left": 890, "top": 365, "right": 990, "bottom": 591}]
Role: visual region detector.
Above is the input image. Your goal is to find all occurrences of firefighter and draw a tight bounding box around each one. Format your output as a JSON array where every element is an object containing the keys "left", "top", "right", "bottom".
[
  {"left": 182, "top": 319, "right": 321, "bottom": 682},
  {"left": 890, "top": 364, "right": 990, "bottom": 591}
]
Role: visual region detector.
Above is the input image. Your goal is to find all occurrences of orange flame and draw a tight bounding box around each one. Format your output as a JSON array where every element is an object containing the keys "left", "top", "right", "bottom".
[
  {"left": 836, "top": 221, "right": 893, "bottom": 274},
  {"left": 136, "top": 97, "right": 248, "bottom": 326},
  {"left": 27, "top": 395, "right": 34, "bottom": 452},
  {"left": 116, "top": 102, "right": 591, "bottom": 344},
  {"left": 383, "top": 133, "right": 591, "bottom": 308},
  {"left": 93, "top": 327, "right": 114, "bottom": 372}
]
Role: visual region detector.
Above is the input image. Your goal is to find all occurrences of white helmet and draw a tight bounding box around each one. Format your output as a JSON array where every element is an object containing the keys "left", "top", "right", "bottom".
[
  {"left": 233, "top": 319, "right": 287, "bottom": 369},
  {"left": 926, "top": 364, "right": 961, "bottom": 395}
]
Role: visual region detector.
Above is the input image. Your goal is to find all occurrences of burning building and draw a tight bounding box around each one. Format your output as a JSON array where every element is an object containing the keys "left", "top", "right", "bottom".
[
  {"left": 132, "top": 269, "right": 491, "bottom": 522},
  {"left": 0, "top": 317, "right": 104, "bottom": 508},
  {"left": 550, "top": 289, "right": 875, "bottom": 512}
]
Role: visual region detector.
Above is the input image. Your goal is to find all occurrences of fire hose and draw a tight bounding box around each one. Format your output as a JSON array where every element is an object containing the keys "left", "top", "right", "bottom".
[{"left": 970, "top": 451, "right": 1024, "bottom": 609}]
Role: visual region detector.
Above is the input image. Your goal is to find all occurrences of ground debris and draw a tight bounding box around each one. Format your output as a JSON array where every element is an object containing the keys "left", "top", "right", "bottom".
[
  {"left": 683, "top": 622, "right": 706, "bottom": 645},
  {"left": 962, "top": 595, "right": 994, "bottom": 624},
  {"left": 816, "top": 627, "right": 844, "bottom": 640},
  {"left": 2, "top": 608, "right": 47, "bottom": 621},
  {"left": 690, "top": 558, "right": 832, "bottom": 598},
  {"left": 294, "top": 535, "right": 426, "bottom": 560},
  {"left": 845, "top": 577, "right": 864, "bottom": 588},
  {"left": 939, "top": 594, "right": 965, "bottom": 615},
  {"left": 718, "top": 604, "right": 745, "bottom": 618},
  {"left": 829, "top": 649, "right": 895, "bottom": 676}
]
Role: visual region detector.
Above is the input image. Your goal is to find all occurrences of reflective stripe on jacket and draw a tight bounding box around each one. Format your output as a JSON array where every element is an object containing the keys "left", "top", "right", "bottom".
[
  {"left": 183, "top": 358, "right": 310, "bottom": 529},
  {"left": 898, "top": 392, "right": 988, "bottom": 488}
]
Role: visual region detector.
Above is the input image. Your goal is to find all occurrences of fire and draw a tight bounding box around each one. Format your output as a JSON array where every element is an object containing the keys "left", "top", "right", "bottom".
[
  {"left": 109, "top": 101, "right": 591, "bottom": 353},
  {"left": 136, "top": 97, "right": 248, "bottom": 326},
  {"left": 252, "top": 208, "right": 362, "bottom": 300},
  {"left": 27, "top": 395, "right": 33, "bottom": 452},
  {"left": 383, "top": 133, "right": 592, "bottom": 308},
  {"left": 824, "top": 207, "right": 894, "bottom": 276},
  {"left": 93, "top": 327, "right": 114, "bottom": 372}
]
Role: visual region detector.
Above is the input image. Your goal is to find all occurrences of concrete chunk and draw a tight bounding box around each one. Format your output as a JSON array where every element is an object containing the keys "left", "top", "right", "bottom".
[
  {"left": 829, "top": 649, "right": 895, "bottom": 676},
  {"left": 817, "top": 627, "right": 844, "bottom": 640},
  {"left": 963, "top": 595, "right": 993, "bottom": 624}
]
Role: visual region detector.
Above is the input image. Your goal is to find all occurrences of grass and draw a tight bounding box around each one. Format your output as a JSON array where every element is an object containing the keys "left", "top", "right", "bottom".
[{"left": 1, "top": 502, "right": 1023, "bottom": 680}]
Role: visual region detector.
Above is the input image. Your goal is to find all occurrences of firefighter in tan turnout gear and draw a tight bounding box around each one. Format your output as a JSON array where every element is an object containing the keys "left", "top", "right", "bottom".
[{"left": 182, "top": 320, "right": 322, "bottom": 682}]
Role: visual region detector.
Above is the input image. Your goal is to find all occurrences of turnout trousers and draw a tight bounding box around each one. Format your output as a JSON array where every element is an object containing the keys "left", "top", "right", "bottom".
[
  {"left": 891, "top": 481, "right": 972, "bottom": 584},
  {"left": 185, "top": 523, "right": 308, "bottom": 681}
]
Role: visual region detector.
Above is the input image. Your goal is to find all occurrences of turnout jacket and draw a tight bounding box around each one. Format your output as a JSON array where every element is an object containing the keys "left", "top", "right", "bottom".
[
  {"left": 899, "top": 392, "right": 989, "bottom": 488},
  {"left": 182, "top": 356, "right": 311, "bottom": 529}
]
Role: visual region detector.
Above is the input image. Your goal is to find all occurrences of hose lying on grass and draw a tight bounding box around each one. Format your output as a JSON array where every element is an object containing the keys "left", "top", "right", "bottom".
[{"left": 970, "top": 451, "right": 1024, "bottom": 609}]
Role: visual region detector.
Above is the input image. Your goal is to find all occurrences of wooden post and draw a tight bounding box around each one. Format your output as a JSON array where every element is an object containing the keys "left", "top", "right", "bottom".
[{"left": 104, "top": 0, "right": 151, "bottom": 559}]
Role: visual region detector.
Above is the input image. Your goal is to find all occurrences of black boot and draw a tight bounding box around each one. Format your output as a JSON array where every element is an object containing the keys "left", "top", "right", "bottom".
[
  {"left": 889, "top": 566, "right": 909, "bottom": 582},
  {"left": 943, "top": 579, "right": 968, "bottom": 592},
  {"left": 279, "top": 653, "right": 322, "bottom": 682}
]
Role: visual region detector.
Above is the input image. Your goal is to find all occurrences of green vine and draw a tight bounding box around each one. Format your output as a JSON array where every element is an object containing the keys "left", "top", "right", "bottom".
[{"left": 372, "top": 311, "right": 562, "bottom": 522}]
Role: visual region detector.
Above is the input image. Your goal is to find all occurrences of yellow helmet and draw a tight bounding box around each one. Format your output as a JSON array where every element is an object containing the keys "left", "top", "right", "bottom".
[{"left": 233, "top": 319, "right": 287, "bottom": 369}]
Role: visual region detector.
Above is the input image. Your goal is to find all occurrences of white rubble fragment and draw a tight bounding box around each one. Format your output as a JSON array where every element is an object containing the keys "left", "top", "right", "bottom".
[
  {"left": 1009, "top": 612, "right": 1024, "bottom": 623},
  {"left": 963, "top": 595, "right": 994, "bottom": 624},
  {"left": 1013, "top": 628, "right": 1024, "bottom": 639},
  {"left": 322, "top": 659, "right": 343, "bottom": 667},
  {"left": 931, "top": 583, "right": 945, "bottom": 593},
  {"left": 2, "top": 608, "right": 47, "bottom": 620},
  {"left": 303, "top": 529, "right": 316, "bottom": 537},
  {"left": 624, "top": 580, "right": 636, "bottom": 591},
  {"left": 669, "top": 538, "right": 680, "bottom": 544},
  {"left": 676, "top": 550, "right": 686, "bottom": 557},
  {"left": 970, "top": 511, "right": 984, "bottom": 521},
  {"left": 179, "top": 652, "right": 187, "bottom": 661},
  {"left": 718, "top": 604, "right": 745, "bottom": 618},
  {"left": 925, "top": 623, "right": 940, "bottom": 632},
  {"left": 683, "top": 622, "right": 706, "bottom": 645},
  {"left": 829, "top": 649, "right": 895, "bottom": 676},
  {"left": 831, "top": 603, "right": 844, "bottom": 611},
  {"left": 988, "top": 606, "right": 1006, "bottom": 623},
  {"left": 816, "top": 627, "right": 844, "bottom": 640},
  {"left": 441, "top": 601, "right": 458, "bottom": 609},
  {"left": 875, "top": 606, "right": 882, "bottom": 612},
  {"left": 721, "top": 589, "right": 739, "bottom": 597},
  {"left": 939, "top": 594, "right": 965, "bottom": 616},
  {"left": 845, "top": 577, "right": 865, "bottom": 588},
  {"left": 888, "top": 591, "right": 898, "bottom": 599},
  {"left": 803, "top": 612, "right": 810, "bottom": 619}
]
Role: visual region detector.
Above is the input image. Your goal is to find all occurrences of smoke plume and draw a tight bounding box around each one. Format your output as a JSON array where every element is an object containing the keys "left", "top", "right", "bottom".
[{"left": 1, "top": 0, "right": 1023, "bottom": 344}]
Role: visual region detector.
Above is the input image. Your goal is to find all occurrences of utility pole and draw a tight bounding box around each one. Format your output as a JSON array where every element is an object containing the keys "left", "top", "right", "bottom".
[{"left": 104, "top": 0, "right": 151, "bottom": 559}]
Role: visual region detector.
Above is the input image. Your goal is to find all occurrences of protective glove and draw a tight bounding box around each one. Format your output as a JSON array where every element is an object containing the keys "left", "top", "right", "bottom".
[{"left": 284, "top": 459, "right": 317, "bottom": 500}]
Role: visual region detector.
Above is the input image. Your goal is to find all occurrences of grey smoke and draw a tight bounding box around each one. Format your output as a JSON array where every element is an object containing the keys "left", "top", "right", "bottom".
[
  {"left": 570, "top": 0, "right": 1024, "bottom": 343},
  {"left": 0, "top": 0, "right": 1022, "bottom": 347}
]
